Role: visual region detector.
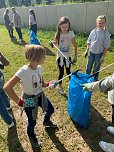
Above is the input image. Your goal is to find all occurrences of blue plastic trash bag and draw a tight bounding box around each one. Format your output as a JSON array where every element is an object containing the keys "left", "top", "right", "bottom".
[
  {"left": 68, "top": 71, "right": 94, "bottom": 128},
  {"left": 30, "top": 30, "right": 41, "bottom": 45}
]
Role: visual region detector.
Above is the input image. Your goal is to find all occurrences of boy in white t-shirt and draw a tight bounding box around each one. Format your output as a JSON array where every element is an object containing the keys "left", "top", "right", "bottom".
[{"left": 4, "top": 45, "right": 57, "bottom": 148}]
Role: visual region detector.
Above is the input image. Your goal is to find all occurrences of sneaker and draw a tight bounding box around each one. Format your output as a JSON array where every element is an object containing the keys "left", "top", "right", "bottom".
[
  {"left": 43, "top": 121, "right": 57, "bottom": 128},
  {"left": 99, "top": 141, "right": 114, "bottom": 152},
  {"left": 9, "top": 114, "right": 13, "bottom": 119},
  {"left": 8, "top": 121, "right": 14, "bottom": 129},
  {"left": 107, "top": 126, "right": 114, "bottom": 135},
  {"left": 58, "top": 87, "right": 65, "bottom": 95},
  {"left": 29, "top": 135, "right": 40, "bottom": 148},
  {"left": 6, "top": 106, "right": 12, "bottom": 111},
  {"left": 19, "top": 39, "right": 23, "bottom": 43}
]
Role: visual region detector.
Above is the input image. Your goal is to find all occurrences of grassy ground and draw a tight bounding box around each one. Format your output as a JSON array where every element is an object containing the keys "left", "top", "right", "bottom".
[{"left": 0, "top": 25, "right": 114, "bottom": 152}]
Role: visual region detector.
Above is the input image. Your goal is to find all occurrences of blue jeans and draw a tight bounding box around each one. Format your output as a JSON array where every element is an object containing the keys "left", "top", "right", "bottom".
[
  {"left": 15, "top": 27, "right": 23, "bottom": 40},
  {"left": 112, "top": 105, "right": 114, "bottom": 126},
  {"left": 0, "top": 90, "right": 12, "bottom": 125},
  {"left": 25, "top": 96, "right": 54, "bottom": 137},
  {"left": 86, "top": 52, "right": 103, "bottom": 81}
]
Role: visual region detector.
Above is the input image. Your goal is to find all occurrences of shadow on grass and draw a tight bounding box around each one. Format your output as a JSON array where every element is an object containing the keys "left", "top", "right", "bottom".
[
  {"left": 45, "top": 127, "right": 69, "bottom": 152},
  {"left": 7, "top": 110, "right": 25, "bottom": 152},
  {"left": 44, "top": 47, "right": 55, "bottom": 56},
  {"left": 11, "top": 38, "right": 28, "bottom": 46},
  {"left": 71, "top": 105, "right": 114, "bottom": 152}
]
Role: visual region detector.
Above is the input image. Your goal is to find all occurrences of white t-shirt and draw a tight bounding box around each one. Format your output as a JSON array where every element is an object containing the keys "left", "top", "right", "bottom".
[
  {"left": 57, "top": 30, "right": 75, "bottom": 59},
  {"left": 15, "top": 65, "right": 42, "bottom": 95}
]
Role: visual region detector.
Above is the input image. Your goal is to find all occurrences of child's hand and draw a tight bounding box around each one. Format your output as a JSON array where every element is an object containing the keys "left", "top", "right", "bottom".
[
  {"left": 48, "top": 80, "right": 58, "bottom": 88},
  {"left": 73, "top": 54, "right": 77, "bottom": 63},
  {"left": 18, "top": 98, "right": 35, "bottom": 108},
  {"left": 100, "top": 56, "right": 104, "bottom": 64}
]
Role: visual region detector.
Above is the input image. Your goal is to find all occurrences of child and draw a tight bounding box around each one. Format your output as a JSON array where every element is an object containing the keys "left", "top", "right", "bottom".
[
  {"left": 4, "top": 45, "right": 57, "bottom": 148},
  {"left": 53, "top": 16, "right": 77, "bottom": 95},
  {"left": 3, "top": 8, "right": 15, "bottom": 39},
  {"left": 83, "top": 73, "right": 114, "bottom": 152},
  {"left": 85, "top": 15, "right": 110, "bottom": 81},
  {"left": 29, "top": 9, "right": 37, "bottom": 35},
  {"left": 0, "top": 52, "right": 14, "bottom": 128},
  {"left": 11, "top": 7, "right": 23, "bottom": 42}
]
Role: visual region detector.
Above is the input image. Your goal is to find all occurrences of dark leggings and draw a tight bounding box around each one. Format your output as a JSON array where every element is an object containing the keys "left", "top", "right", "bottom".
[
  {"left": 57, "top": 57, "right": 71, "bottom": 84},
  {"left": 24, "top": 96, "right": 54, "bottom": 137},
  {"left": 30, "top": 24, "right": 37, "bottom": 35},
  {"left": 8, "top": 30, "right": 14, "bottom": 38}
]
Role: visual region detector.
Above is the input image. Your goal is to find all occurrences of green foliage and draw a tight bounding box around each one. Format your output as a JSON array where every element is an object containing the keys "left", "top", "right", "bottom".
[
  {"left": 0, "top": 0, "right": 6, "bottom": 8},
  {"left": 8, "top": 0, "right": 18, "bottom": 6}
]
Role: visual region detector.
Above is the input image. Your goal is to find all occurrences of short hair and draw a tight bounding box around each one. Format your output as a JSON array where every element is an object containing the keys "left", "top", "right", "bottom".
[
  {"left": 96, "top": 15, "right": 106, "bottom": 22},
  {"left": 24, "top": 45, "right": 45, "bottom": 62},
  {"left": 5, "top": 8, "right": 9, "bottom": 14}
]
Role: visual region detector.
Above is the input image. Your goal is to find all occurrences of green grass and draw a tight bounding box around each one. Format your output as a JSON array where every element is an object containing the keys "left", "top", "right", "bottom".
[{"left": 0, "top": 25, "right": 114, "bottom": 152}]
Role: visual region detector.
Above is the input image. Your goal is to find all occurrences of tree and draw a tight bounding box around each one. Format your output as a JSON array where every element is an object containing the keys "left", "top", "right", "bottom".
[
  {"left": 0, "top": 0, "right": 6, "bottom": 8},
  {"left": 8, "top": 0, "right": 18, "bottom": 6},
  {"left": 35, "top": 0, "right": 42, "bottom": 4}
]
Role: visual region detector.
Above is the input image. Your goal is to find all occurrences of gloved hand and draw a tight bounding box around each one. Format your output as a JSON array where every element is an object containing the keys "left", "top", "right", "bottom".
[
  {"left": 83, "top": 81, "right": 100, "bottom": 92},
  {"left": 18, "top": 98, "right": 35, "bottom": 108},
  {"left": 48, "top": 80, "right": 58, "bottom": 88},
  {"left": 100, "top": 56, "right": 105, "bottom": 64},
  {"left": 73, "top": 54, "right": 77, "bottom": 63},
  {"left": 84, "top": 48, "right": 89, "bottom": 58}
]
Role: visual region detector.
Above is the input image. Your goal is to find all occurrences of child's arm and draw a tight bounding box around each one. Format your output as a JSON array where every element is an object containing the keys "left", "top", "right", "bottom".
[
  {"left": 100, "top": 48, "right": 108, "bottom": 64},
  {"left": 83, "top": 73, "right": 114, "bottom": 92},
  {"left": 0, "top": 52, "right": 9, "bottom": 66},
  {"left": 4, "top": 75, "right": 35, "bottom": 107},
  {"left": 42, "top": 77, "right": 49, "bottom": 87},
  {"left": 71, "top": 38, "right": 77, "bottom": 62},
  {"left": 84, "top": 43, "right": 90, "bottom": 58},
  {"left": 71, "top": 37, "right": 77, "bottom": 55},
  {"left": 3, "top": 75, "right": 20, "bottom": 103}
]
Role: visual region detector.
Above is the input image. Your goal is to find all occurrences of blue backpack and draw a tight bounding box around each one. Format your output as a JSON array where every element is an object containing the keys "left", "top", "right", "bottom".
[{"left": 68, "top": 72, "right": 94, "bottom": 128}]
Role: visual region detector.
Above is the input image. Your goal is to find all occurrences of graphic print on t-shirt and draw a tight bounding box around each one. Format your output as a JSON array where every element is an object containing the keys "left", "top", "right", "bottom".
[
  {"left": 32, "top": 75, "right": 38, "bottom": 88},
  {"left": 59, "top": 37, "right": 70, "bottom": 52}
]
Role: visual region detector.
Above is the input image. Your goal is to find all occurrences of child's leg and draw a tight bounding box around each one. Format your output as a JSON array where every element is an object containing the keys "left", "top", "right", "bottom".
[
  {"left": 86, "top": 52, "right": 95, "bottom": 75},
  {"left": 0, "top": 94, "right": 13, "bottom": 125},
  {"left": 93, "top": 53, "right": 103, "bottom": 81},
  {"left": 24, "top": 107, "right": 36, "bottom": 137},
  {"left": 1, "top": 90, "right": 10, "bottom": 109},
  {"left": 112, "top": 105, "right": 114, "bottom": 126},
  {"left": 58, "top": 65, "right": 64, "bottom": 85},
  {"left": 43, "top": 97, "right": 54, "bottom": 123}
]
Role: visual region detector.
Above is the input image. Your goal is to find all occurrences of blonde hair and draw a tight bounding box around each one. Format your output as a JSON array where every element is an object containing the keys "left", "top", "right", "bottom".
[
  {"left": 25, "top": 45, "right": 45, "bottom": 62},
  {"left": 96, "top": 15, "right": 106, "bottom": 22}
]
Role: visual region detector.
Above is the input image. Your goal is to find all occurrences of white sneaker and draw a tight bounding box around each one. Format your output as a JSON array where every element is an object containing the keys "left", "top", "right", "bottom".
[
  {"left": 6, "top": 106, "right": 12, "bottom": 111},
  {"left": 8, "top": 121, "right": 14, "bottom": 129},
  {"left": 107, "top": 126, "right": 114, "bottom": 135},
  {"left": 58, "top": 88, "right": 65, "bottom": 95},
  {"left": 9, "top": 114, "right": 13, "bottom": 119},
  {"left": 99, "top": 141, "right": 114, "bottom": 152}
]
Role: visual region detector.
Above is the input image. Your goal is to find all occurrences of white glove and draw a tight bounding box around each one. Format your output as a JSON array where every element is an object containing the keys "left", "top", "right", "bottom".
[{"left": 83, "top": 81, "right": 100, "bottom": 92}]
